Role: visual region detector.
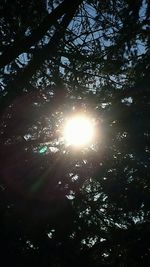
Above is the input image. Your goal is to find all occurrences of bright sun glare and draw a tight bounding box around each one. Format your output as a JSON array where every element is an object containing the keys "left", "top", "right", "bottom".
[{"left": 63, "top": 115, "right": 94, "bottom": 147}]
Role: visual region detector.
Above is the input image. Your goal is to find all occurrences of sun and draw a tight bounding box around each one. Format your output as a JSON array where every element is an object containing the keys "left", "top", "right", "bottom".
[{"left": 63, "top": 114, "right": 94, "bottom": 147}]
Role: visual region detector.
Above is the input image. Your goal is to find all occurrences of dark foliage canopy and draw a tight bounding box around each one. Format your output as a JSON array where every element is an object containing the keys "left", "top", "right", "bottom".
[{"left": 0, "top": 1, "right": 150, "bottom": 266}]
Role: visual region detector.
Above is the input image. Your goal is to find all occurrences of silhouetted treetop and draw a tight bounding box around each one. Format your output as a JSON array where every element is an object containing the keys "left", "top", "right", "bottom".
[{"left": 0, "top": 1, "right": 150, "bottom": 267}]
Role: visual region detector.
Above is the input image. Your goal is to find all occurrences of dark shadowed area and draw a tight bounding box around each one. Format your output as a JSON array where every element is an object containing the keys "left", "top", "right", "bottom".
[{"left": 0, "top": 1, "right": 150, "bottom": 266}]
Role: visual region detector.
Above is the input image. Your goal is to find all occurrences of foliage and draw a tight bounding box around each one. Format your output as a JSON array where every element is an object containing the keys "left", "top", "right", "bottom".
[{"left": 0, "top": 0, "right": 150, "bottom": 266}]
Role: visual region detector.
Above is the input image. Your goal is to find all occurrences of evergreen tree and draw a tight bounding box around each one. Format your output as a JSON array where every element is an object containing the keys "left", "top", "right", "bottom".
[{"left": 0, "top": 1, "right": 150, "bottom": 266}]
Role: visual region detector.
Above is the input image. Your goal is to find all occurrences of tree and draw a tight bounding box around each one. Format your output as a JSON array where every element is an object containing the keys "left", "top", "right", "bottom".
[{"left": 0, "top": 0, "right": 150, "bottom": 266}]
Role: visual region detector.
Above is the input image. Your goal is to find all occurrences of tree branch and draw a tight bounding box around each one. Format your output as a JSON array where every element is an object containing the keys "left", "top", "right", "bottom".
[
  {"left": 0, "top": 0, "right": 80, "bottom": 69},
  {"left": 0, "top": 0, "right": 83, "bottom": 113}
]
